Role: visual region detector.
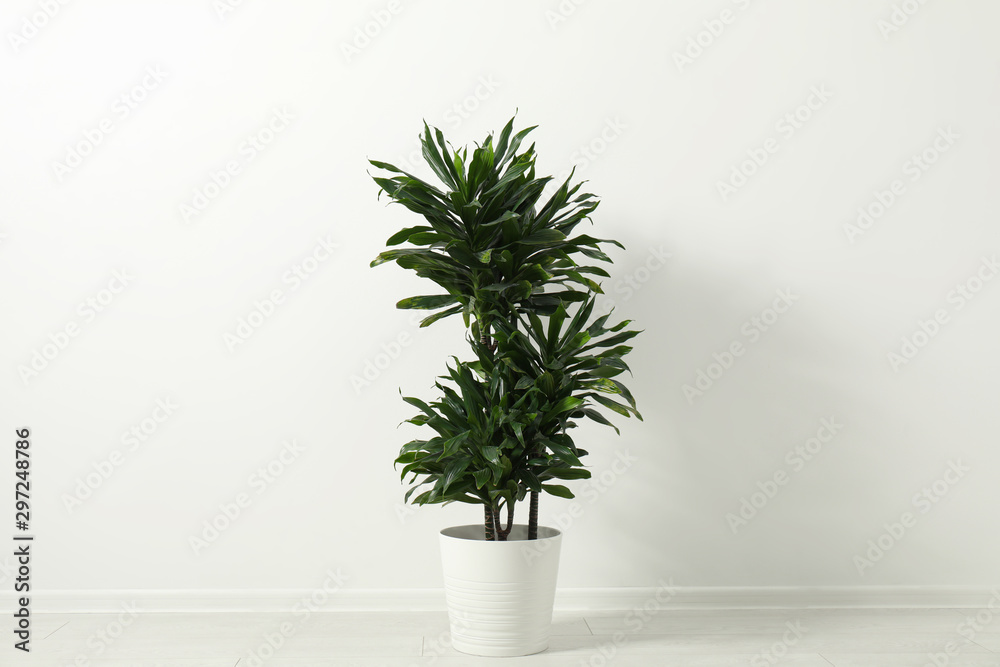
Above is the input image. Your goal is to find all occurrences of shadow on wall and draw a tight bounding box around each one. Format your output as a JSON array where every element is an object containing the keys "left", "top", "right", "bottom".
[{"left": 590, "top": 251, "right": 930, "bottom": 587}]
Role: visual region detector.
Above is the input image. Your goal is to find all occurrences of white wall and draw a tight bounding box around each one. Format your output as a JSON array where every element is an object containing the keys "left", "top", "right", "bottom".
[{"left": 1, "top": 0, "right": 998, "bottom": 599}]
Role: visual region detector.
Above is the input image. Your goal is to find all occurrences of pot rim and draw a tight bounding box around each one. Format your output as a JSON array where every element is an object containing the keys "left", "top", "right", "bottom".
[{"left": 440, "top": 523, "right": 562, "bottom": 541}]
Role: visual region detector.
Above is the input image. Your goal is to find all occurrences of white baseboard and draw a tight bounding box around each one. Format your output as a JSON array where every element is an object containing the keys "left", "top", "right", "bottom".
[{"left": 2, "top": 586, "right": 999, "bottom": 613}]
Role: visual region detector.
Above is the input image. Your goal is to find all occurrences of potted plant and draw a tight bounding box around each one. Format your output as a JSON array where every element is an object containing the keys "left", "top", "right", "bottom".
[{"left": 370, "top": 117, "right": 642, "bottom": 656}]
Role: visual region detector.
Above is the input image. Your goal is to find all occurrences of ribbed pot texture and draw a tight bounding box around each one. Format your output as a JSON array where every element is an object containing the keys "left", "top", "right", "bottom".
[{"left": 439, "top": 524, "right": 563, "bottom": 657}]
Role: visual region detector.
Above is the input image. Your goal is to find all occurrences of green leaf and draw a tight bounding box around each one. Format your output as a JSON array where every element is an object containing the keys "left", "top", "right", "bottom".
[
  {"left": 582, "top": 408, "right": 620, "bottom": 435},
  {"left": 520, "top": 229, "right": 567, "bottom": 245},
  {"left": 502, "top": 125, "right": 538, "bottom": 165},
  {"left": 482, "top": 159, "right": 533, "bottom": 200},
  {"left": 369, "top": 158, "right": 403, "bottom": 172},
  {"left": 438, "top": 432, "right": 470, "bottom": 461},
  {"left": 608, "top": 378, "right": 637, "bottom": 407},
  {"left": 481, "top": 211, "right": 520, "bottom": 228},
  {"left": 542, "top": 467, "right": 592, "bottom": 481},
  {"left": 401, "top": 396, "right": 435, "bottom": 417},
  {"left": 422, "top": 121, "right": 457, "bottom": 189},
  {"left": 566, "top": 234, "right": 625, "bottom": 251},
  {"left": 371, "top": 248, "right": 456, "bottom": 269},
  {"left": 385, "top": 226, "right": 434, "bottom": 246},
  {"left": 583, "top": 329, "right": 640, "bottom": 352},
  {"left": 544, "top": 440, "right": 582, "bottom": 466},
  {"left": 567, "top": 331, "right": 591, "bottom": 349},
  {"left": 536, "top": 371, "right": 556, "bottom": 396},
  {"left": 542, "top": 484, "right": 575, "bottom": 499},
  {"left": 435, "top": 125, "right": 463, "bottom": 187},
  {"left": 397, "top": 440, "right": 428, "bottom": 456},
  {"left": 591, "top": 393, "right": 634, "bottom": 419},
  {"left": 546, "top": 303, "right": 568, "bottom": 351},
  {"left": 396, "top": 295, "right": 459, "bottom": 310},
  {"left": 586, "top": 364, "right": 626, "bottom": 379},
  {"left": 511, "top": 280, "right": 533, "bottom": 301},
  {"left": 407, "top": 232, "right": 444, "bottom": 246},
  {"left": 419, "top": 304, "right": 462, "bottom": 327},
  {"left": 473, "top": 468, "right": 492, "bottom": 489},
  {"left": 550, "top": 396, "right": 583, "bottom": 415},
  {"left": 441, "top": 457, "right": 471, "bottom": 493},
  {"left": 521, "top": 470, "right": 543, "bottom": 492},
  {"left": 514, "top": 376, "right": 533, "bottom": 391}
]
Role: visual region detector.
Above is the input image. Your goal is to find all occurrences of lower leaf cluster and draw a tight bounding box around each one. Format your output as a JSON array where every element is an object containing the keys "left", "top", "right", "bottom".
[{"left": 394, "top": 295, "right": 642, "bottom": 516}]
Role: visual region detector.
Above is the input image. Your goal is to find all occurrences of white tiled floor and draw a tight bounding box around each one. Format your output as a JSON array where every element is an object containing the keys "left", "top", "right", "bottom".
[{"left": 8, "top": 608, "right": 1000, "bottom": 666}]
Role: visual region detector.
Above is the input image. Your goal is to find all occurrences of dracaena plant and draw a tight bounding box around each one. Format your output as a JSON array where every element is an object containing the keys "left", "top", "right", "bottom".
[{"left": 371, "top": 116, "right": 641, "bottom": 540}]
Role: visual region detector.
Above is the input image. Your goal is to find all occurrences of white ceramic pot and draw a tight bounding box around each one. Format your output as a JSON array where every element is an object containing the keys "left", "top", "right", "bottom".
[{"left": 439, "top": 523, "right": 562, "bottom": 657}]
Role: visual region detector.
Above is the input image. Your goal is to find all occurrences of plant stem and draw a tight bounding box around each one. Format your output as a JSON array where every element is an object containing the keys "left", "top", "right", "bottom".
[
  {"left": 528, "top": 491, "right": 538, "bottom": 540},
  {"left": 495, "top": 501, "right": 515, "bottom": 541},
  {"left": 484, "top": 504, "right": 496, "bottom": 541}
]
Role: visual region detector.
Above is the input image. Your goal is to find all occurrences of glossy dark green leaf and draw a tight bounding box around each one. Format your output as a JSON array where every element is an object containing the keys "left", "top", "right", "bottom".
[
  {"left": 396, "top": 295, "right": 459, "bottom": 310},
  {"left": 582, "top": 408, "right": 619, "bottom": 435},
  {"left": 542, "top": 467, "right": 591, "bottom": 481},
  {"left": 385, "top": 226, "right": 434, "bottom": 246},
  {"left": 590, "top": 393, "right": 634, "bottom": 419},
  {"left": 541, "top": 484, "right": 574, "bottom": 499},
  {"left": 514, "top": 376, "right": 533, "bottom": 391},
  {"left": 520, "top": 229, "right": 567, "bottom": 245},
  {"left": 441, "top": 456, "right": 471, "bottom": 493},
  {"left": 473, "top": 468, "right": 491, "bottom": 489},
  {"left": 419, "top": 304, "right": 463, "bottom": 327}
]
